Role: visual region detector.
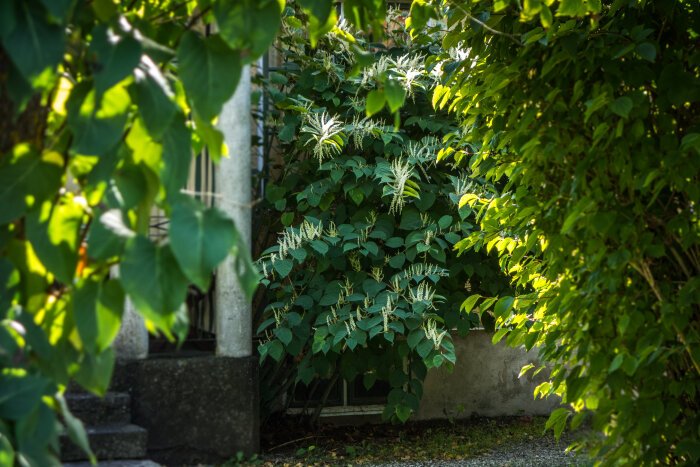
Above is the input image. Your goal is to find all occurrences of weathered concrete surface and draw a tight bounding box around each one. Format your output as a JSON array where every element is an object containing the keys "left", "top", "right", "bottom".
[
  {"left": 414, "top": 330, "right": 560, "bottom": 420},
  {"left": 215, "top": 64, "right": 253, "bottom": 358},
  {"left": 66, "top": 392, "right": 131, "bottom": 426},
  {"left": 126, "top": 355, "right": 259, "bottom": 465},
  {"left": 60, "top": 424, "right": 148, "bottom": 462},
  {"left": 111, "top": 264, "right": 148, "bottom": 360}
]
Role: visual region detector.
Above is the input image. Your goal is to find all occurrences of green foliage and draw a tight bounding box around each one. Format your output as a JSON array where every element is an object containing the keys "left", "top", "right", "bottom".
[
  {"left": 255, "top": 10, "right": 510, "bottom": 424},
  {"left": 414, "top": 0, "right": 700, "bottom": 464},
  {"left": 0, "top": 0, "right": 388, "bottom": 463}
]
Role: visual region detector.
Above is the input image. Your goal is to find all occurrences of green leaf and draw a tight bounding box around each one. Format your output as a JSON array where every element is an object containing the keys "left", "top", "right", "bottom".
[
  {"left": 395, "top": 404, "right": 411, "bottom": 423},
  {"left": 302, "top": 0, "right": 337, "bottom": 46},
  {"left": 290, "top": 248, "right": 307, "bottom": 262},
  {"left": 349, "top": 187, "right": 364, "bottom": 205},
  {"left": 399, "top": 208, "right": 422, "bottom": 230},
  {"left": 281, "top": 212, "right": 295, "bottom": 226},
  {"left": 25, "top": 197, "right": 84, "bottom": 284},
  {"left": 229, "top": 227, "right": 261, "bottom": 300},
  {"left": 133, "top": 72, "right": 177, "bottom": 140},
  {"left": 408, "top": 0, "right": 435, "bottom": 33},
  {"left": 39, "top": 0, "right": 75, "bottom": 21},
  {"left": 438, "top": 215, "right": 453, "bottom": 230},
  {"left": 0, "top": 144, "right": 62, "bottom": 225},
  {"left": 556, "top": 0, "right": 584, "bottom": 17},
  {"left": 73, "top": 278, "right": 124, "bottom": 354},
  {"left": 636, "top": 42, "right": 656, "bottom": 63},
  {"left": 3, "top": 2, "right": 65, "bottom": 80},
  {"left": 363, "top": 372, "right": 376, "bottom": 390},
  {"left": 545, "top": 408, "right": 571, "bottom": 441},
  {"left": 178, "top": 32, "right": 241, "bottom": 121},
  {"left": 73, "top": 347, "right": 115, "bottom": 396},
  {"left": 90, "top": 24, "right": 142, "bottom": 97},
  {"left": 385, "top": 79, "right": 407, "bottom": 113},
  {"left": 214, "top": 0, "right": 284, "bottom": 60},
  {"left": 460, "top": 295, "right": 481, "bottom": 313},
  {"left": 268, "top": 340, "right": 284, "bottom": 361},
  {"left": 610, "top": 97, "right": 633, "bottom": 119},
  {"left": 493, "top": 296, "right": 515, "bottom": 320},
  {"left": 275, "top": 327, "right": 293, "bottom": 346},
  {"left": 310, "top": 239, "right": 328, "bottom": 254},
  {"left": 492, "top": 327, "right": 509, "bottom": 344},
  {"left": 160, "top": 114, "right": 192, "bottom": 199},
  {"left": 407, "top": 329, "right": 424, "bottom": 349},
  {"left": 417, "top": 339, "right": 433, "bottom": 359},
  {"left": 0, "top": 373, "right": 48, "bottom": 421},
  {"left": 366, "top": 90, "right": 386, "bottom": 117},
  {"left": 273, "top": 259, "right": 294, "bottom": 278},
  {"left": 55, "top": 393, "right": 95, "bottom": 464},
  {"left": 609, "top": 354, "right": 624, "bottom": 373},
  {"left": 194, "top": 113, "right": 226, "bottom": 162},
  {"left": 120, "top": 236, "right": 189, "bottom": 329},
  {"left": 169, "top": 197, "right": 237, "bottom": 291},
  {"left": 66, "top": 82, "right": 130, "bottom": 156},
  {"left": 385, "top": 237, "right": 404, "bottom": 248}
]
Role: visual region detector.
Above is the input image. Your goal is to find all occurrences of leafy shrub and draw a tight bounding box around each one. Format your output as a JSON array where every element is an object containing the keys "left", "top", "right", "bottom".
[
  {"left": 255, "top": 9, "right": 510, "bottom": 423},
  {"left": 414, "top": 0, "right": 700, "bottom": 464}
]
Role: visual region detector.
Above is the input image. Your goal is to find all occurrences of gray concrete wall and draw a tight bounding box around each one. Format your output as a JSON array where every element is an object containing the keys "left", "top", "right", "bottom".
[{"left": 414, "top": 330, "right": 560, "bottom": 420}]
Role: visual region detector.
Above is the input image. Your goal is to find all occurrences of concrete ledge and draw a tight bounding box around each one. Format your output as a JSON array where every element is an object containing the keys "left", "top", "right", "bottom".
[
  {"left": 124, "top": 355, "right": 259, "bottom": 465},
  {"left": 414, "top": 329, "right": 560, "bottom": 420}
]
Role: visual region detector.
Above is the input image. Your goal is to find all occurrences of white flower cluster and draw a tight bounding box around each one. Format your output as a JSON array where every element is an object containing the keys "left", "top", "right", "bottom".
[
  {"left": 350, "top": 114, "right": 383, "bottom": 150},
  {"left": 389, "top": 158, "right": 414, "bottom": 214},
  {"left": 301, "top": 112, "right": 344, "bottom": 166},
  {"left": 408, "top": 281, "right": 437, "bottom": 309},
  {"left": 393, "top": 263, "right": 450, "bottom": 283},
  {"left": 424, "top": 318, "right": 448, "bottom": 350}
]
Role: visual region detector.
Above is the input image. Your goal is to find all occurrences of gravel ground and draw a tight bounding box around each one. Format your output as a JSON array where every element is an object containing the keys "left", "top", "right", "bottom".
[{"left": 367, "top": 434, "right": 586, "bottom": 467}]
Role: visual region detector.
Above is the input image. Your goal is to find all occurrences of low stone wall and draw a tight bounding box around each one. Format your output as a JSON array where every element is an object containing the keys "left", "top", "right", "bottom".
[{"left": 414, "top": 329, "right": 560, "bottom": 420}]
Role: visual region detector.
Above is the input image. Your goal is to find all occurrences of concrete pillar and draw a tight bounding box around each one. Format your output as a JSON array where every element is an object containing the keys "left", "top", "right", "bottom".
[
  {"left": 111, "top": 266, "right": 148, "bottom": 360},
  {"left": 214, "top": 65, "right": 252, "bottom": 358}
]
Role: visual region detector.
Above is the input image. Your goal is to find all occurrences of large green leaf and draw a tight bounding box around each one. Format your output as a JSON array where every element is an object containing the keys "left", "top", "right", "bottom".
[
  {"left": 0, "top": 372, "right": 49, "bottom": 421},
  {"left": 178, "top": 31, "right": 241, "bottom": 121},
  {"left": 55, "top": 393, "right": 94, "bottom": 464},
  {"left": 385, "top": 79, "right": 407, "bottom": 113},
  {"left": 0, "top": 1, "right": 16, "bottom": 40},
  {"left": 86, "top": 209, "right": 132, "bottom": 261},
  {"left": 25, "top": 196, "right": 85, "bottom": 284},
  {"left": 133, "top": 72, "right": 177, "bottom": 140},
  {"left": 169, "top": 197, "right": 237, "bottom": 291},
  {"left": 73, "top": 277, "right": 124, "bottom": 354},
  {"left": 66, "top": 82, "right": 130, "bottom": 156},
  {"left": 89, "top": 23, "right": 142, "bottom": 97},
  {"left": 120, "top": 236, "right": 189, "bottom": 327},
  {"left": 38, "top": 0, "right": 75, "bottom": 21},
  {"left": 160, "top": 114, "right": 192, "bottom": 199},
  {"left": 230, "top": 231, "right": 261, "bottom": 300},
  {"left": 214, "top": 0, "right": 284, "bottom": 61},
  {"left": 72, "top": 347, "right": 115, "bottom": 396},
  {"left": 3, "top": 2, "right": 65, "bottom": 80},
  {"left": 0, "top": 144, "right": 62, "bottom": 225}
]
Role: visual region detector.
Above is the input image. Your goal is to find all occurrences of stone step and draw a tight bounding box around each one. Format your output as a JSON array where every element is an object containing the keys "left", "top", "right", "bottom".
[
  {"left": 66, "top": 392, "right": 132, "bottom": 426},
  {"left": 64, "top": 461, "right": 161, "bottom": 467},
  {"left": 60, "top": 424, "right": 148, "bottom": 462}
]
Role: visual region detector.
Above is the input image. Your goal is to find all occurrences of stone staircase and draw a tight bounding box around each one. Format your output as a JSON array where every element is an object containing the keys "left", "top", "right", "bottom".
[{"left": 60, "top": 390, "right": 150, "bottom": 464}]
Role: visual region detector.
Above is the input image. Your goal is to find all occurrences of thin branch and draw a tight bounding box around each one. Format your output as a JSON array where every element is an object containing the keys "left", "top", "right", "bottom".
[
  {"left": 453, "top": 4, "right": 523, "bottom": 47},
  {"left": 268, "top": 435, "right": 321, "bottom": 451}
]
